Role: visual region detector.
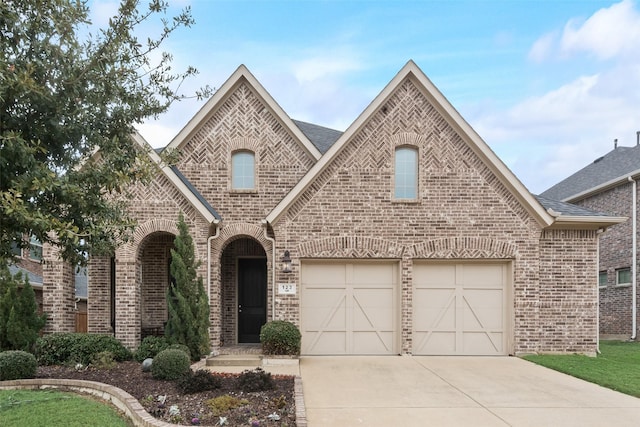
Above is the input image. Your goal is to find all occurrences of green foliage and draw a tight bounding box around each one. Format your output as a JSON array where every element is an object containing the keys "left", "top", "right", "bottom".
[
  {"left": 0, "top": 389, "right": 131, "bottom": 426},
  {"left": 34, "top": 333, "right": 131, "bottom": 365},
  {"left": 165, "top": 213, "right": 210, "bottom": 361},
  {"left": 524, "top": 340, "right": 640, "bottom": 398},
  {"left": 135, "top": 336, "right": 171, "bottom": 362},
  {"left": 0, "top": 350, "right": 37, "bottom": 380},
  {"left": 205, "top": 395, "right": 249, "bottom": 416},
  {"left": 150, "top": 348, "right": 191, "bottom": 380},
  {"left": 260, "top": 320, "right": 301, "bottom": 355},
  {"left": 0, "top": 265, "right": 47, "bottom": 352},
  {"left": 90, "top": 351, "right": 117, "bottom": 369},
  {"left": 237, "top": 367, "right": 275, "bottom": 392},
  {"left": 176, "top": 369, "right": 222, "bottom": 394},
  {"left": 0, "top": 0, "right": 211, "bottom": 264}
]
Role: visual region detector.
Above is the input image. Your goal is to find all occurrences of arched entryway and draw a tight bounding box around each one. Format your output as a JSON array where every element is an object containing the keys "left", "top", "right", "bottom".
[{"left": 220, "top": 237, "right": 268, "bottom": 345}]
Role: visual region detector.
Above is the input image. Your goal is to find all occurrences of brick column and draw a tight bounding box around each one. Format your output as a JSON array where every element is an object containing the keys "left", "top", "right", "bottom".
[
  {"left": 88, "top": 256, "right": 112, "bottom": 334},
  {"left": 42, "top": 243, "right": 75, "bottom": 333},
  {"left": 114, "top": 259, "right": 140, "bottom": 350}
]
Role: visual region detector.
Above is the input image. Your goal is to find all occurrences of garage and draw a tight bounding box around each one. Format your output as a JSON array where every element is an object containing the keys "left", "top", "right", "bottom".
[
  {"left": 300, "top": 260, "right": 399, "bottom": 355},
  {"left": 413, "top": 262, "right": 510, "bottom": 355}
]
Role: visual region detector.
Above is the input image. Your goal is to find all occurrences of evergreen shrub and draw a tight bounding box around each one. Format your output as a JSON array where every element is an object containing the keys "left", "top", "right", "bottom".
[
  {"left": 35, "top": 333, "right": 131, "bottom": 365},
  {"left": 260, "top": 320, "right": 301, "bottom": 355},
  {"left": 151, "top": 348, "right": 191, "bottom": 380},
  {"left": 0, "top": 350, "right": 37, "bottom": 380}
]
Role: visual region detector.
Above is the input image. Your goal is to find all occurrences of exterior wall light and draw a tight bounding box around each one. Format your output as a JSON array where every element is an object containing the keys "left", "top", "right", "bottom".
[{"left": 282, "top": 250, "right": 292, "bottom": 273}]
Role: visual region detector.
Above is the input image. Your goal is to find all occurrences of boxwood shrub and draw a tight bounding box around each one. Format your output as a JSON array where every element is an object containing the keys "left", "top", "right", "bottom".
[
  {"left": 34, "top": 333, "right": 132, "bottom": 365},
  {"left": 151, "top": 348, "right": 191, "bottom": 380},
  {"left": 260, "top": 320, "right": 301, "bottom": 355},
  {"left": 0, "top": 350, "right": 37, "bottom": 380},
  {"left": 135, "top": 336, "right": 171, "bottom": 362}
]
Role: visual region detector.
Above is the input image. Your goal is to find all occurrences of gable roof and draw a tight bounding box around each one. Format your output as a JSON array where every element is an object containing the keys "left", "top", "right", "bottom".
[
  {"left": 164, "top": 65, "right": 322, "bottom": 161},
  {"left": 265, "top": 60, "right": 555, "bottom": 228},
  {"left": 292, "top": 120, "right": 342, "bottom": 154},
  {"left": 541, "top": 144, "right": 640, "bottom": 202},
  {"left": 132, "top": 133, "right": 221, "bottom": 224}
]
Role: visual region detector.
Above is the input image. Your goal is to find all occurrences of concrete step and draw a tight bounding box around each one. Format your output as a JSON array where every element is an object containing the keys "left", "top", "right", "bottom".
[{"left": 206, "top": 354, "right": 262, "bottom": 367}]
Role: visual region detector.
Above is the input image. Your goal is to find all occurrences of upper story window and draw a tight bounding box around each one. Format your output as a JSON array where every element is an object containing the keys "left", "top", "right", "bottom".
[
  {"left": 616, "top": 267, "right": 631, "bottom": 286},
  {"left": 231, "top": 151, "right": 255, "bottom": 190},
  {"left": 394, "top": 146, "right": 418, "bottom": 199},
  {"left": 29, "top": 235, "right": 42, "bottom": 261}
]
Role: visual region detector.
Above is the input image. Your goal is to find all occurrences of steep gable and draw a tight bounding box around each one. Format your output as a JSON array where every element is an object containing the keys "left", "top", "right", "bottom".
[{"left": 266, "top": 61, "right": 554, "bottom": 228}]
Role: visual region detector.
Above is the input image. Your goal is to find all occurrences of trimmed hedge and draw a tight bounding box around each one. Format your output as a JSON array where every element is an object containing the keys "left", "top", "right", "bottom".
[
  {"left": 0, "top": 350, "right": 37, "bottom": 380},
  {"left": 135, "top": 336, "right": 171, "bottom": 362},
  {"left": 260, "top": 320, "right": 301, "bottom": 355},
  {"left": 151, "top": 348, "right": 191, "bottom": 380},
  {"left": 34, "top": 333, "right": 132, "bottom": 365}
]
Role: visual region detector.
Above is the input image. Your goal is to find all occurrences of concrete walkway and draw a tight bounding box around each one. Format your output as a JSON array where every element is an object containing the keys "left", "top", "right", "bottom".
[{"left": 299, "top": 356, "right": 640, "bottom": 427}]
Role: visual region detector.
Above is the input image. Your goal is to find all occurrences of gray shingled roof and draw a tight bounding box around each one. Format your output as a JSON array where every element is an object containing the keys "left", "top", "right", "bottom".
[
  {"left": 535, "top": 195, "right": 611, "bottom": 217},
  {"left": 170, "top": 166, "right": 222, "bottom": 221},
  {"left": 292, "top": 120, "right": 343, "bottom": 154},
  {"left": 541, "top": 144, "right": 640, "bottom": 201},
  {"left": 8, "top": 264, "right": 43, "bottom": 286}
]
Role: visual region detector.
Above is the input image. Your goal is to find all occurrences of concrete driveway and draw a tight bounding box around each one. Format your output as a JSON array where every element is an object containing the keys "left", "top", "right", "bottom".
[{"left": 299, "top": 356, "right": 640, "bottom": 427}]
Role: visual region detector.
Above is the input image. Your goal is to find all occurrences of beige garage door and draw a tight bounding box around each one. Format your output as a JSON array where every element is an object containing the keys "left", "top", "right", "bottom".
[
  {"left": 413, "top": 262, "right": 510, "bottom": 355},
  {"left": 301, "top": 261, "right": 399, "bottom": 355}
]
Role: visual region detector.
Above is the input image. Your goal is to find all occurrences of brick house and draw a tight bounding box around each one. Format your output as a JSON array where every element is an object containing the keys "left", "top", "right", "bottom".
[
  {"left": 541, "top": 142, "right": 639, "bottom": 340},
  {"left": 41, "top": 61, "right": 624, "bottom": 356}
]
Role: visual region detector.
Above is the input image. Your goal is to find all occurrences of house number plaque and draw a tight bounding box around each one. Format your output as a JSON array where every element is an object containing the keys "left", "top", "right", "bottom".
[{"left": 278, "top": 283, "right": 296, "bottom": 295}]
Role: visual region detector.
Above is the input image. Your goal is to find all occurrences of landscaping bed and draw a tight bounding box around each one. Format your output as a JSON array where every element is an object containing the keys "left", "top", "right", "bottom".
[{"left": 36, "top": 361, "right": 297, "bottom": 426}]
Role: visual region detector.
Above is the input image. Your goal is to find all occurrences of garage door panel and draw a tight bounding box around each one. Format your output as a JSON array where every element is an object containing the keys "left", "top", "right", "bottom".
[
  {"left": 301, "top": 261, "right": 398, "bottom": 355},
  {"left": 353, "top": 331, "right": 394, "bottom": 354},
  {"left": 413, "top": 262, "right": 509, "bottom": 356}
]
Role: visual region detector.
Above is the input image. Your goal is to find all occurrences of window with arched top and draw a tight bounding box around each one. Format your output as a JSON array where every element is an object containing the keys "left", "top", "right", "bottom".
[
  {"left": 394, "top": 146, "right": 418, "bottom": 199},
  {"left": 231, "top": 151, "right": 255, "bottom": 190}
]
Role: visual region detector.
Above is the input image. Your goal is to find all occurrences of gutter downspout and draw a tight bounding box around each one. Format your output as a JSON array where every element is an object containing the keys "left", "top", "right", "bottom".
[
  {"left": 261, "top": 220, "right": 276, "bottom": 321},
  {"left": 597, "top": 228, "right": 604, "bottom": 353},
  {"left": 629, "top": 176, "right": 637, "bottom": 340},
  {"left": 207, "top": 222, "right": 221, "bottom": 353}
]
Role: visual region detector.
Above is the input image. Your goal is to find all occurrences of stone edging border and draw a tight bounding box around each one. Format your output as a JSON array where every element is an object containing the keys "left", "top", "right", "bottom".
[{"left": 0, "top": 376, "right": 307, "bottom": 427}]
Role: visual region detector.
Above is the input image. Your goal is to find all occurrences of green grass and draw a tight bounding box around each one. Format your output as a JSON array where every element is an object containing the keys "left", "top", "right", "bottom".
[
  {"left": 524, "top": 340, "right": 640, "bottom": 398},
  {"left": 0, "top": 389, "right": 133, "bottom": 427}
]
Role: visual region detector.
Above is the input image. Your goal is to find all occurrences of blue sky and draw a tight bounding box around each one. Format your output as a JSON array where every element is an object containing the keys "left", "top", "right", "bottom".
[{"left": 92, "top": 0, "right": 640, "bottom": 194}]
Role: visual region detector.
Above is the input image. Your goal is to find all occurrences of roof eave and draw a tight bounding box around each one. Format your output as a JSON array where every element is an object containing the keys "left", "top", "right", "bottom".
[
  {"left": 545, "top": 215, "right": 627, "bottom": 230},
  {"left": 563, "top": 168, "right": 640, "bottom": 202}
]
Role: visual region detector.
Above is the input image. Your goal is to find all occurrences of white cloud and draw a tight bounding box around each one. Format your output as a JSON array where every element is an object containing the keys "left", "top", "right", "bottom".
[
  {"left": 528, "top": 31, "right": 557, "bottom": 63},
  {"left": 292, "top": 56, "right": 362, "bottom": 83},
  {"left": 560, "top": 0, "right": 640, "bottom": 60},
  {"left": 529, "top": 0, "right": 640, "bottom": 62}
]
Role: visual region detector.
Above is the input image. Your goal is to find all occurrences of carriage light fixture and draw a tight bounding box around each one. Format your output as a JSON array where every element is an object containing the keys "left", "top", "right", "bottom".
[{"left": 281, "top": 250, "right": 292, "bottom": 273}]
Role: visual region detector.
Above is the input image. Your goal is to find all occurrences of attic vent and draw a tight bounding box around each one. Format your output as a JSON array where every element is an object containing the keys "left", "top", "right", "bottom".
[{"left": 593, "top": 156, "right": 604, "bottom": 164}]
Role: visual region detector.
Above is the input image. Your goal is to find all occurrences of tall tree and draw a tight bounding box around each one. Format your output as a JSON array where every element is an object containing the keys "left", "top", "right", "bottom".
[
  {"left": 165, "top": 213, "right": 210, "bottom": 361},
  {"left": 0, "top": 0, "right": 209, "bottom": 265}
]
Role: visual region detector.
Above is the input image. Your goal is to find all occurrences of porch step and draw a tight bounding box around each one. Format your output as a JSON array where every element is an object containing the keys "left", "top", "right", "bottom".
[{"left": 206, "top": 354, "right": 262, "bottom": 367}]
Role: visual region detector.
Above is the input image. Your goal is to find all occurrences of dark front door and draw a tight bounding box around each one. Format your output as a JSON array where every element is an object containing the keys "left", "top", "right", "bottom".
[{"left": 238, "top": 258, "right": 267, "bottom": 343}]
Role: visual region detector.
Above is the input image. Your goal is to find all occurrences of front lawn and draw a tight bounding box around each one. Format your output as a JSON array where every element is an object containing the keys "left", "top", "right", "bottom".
[
  {"left": 523, "top": 340, "right": 640, "bottom": 398},
  {"left": 0, "top": 389, "right": 132, "bottom": 427}
]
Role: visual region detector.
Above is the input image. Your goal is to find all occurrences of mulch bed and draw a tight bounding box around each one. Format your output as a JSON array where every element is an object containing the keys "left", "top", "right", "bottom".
[{"left": 36, "top": 361, "right": 296, "bottom": 426}]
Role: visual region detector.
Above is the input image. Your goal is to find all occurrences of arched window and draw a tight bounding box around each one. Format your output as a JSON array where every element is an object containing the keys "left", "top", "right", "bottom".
[
  {"left": 395, "top": 146, "right": 418, "bottom": 199},
  {"left": 231, "top": 151, "right": 255, "bottom": 190}
]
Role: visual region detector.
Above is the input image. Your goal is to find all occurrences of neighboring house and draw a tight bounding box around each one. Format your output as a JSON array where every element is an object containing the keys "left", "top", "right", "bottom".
[
  {"left": 541, "top": 142, "right": 640, "bottom": 340},
  {"left": 41, "top": 61, "right": 624, "bottom": 356},
  {"left": 8, "top": 237, "right": 88, "bottom": 332}
]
